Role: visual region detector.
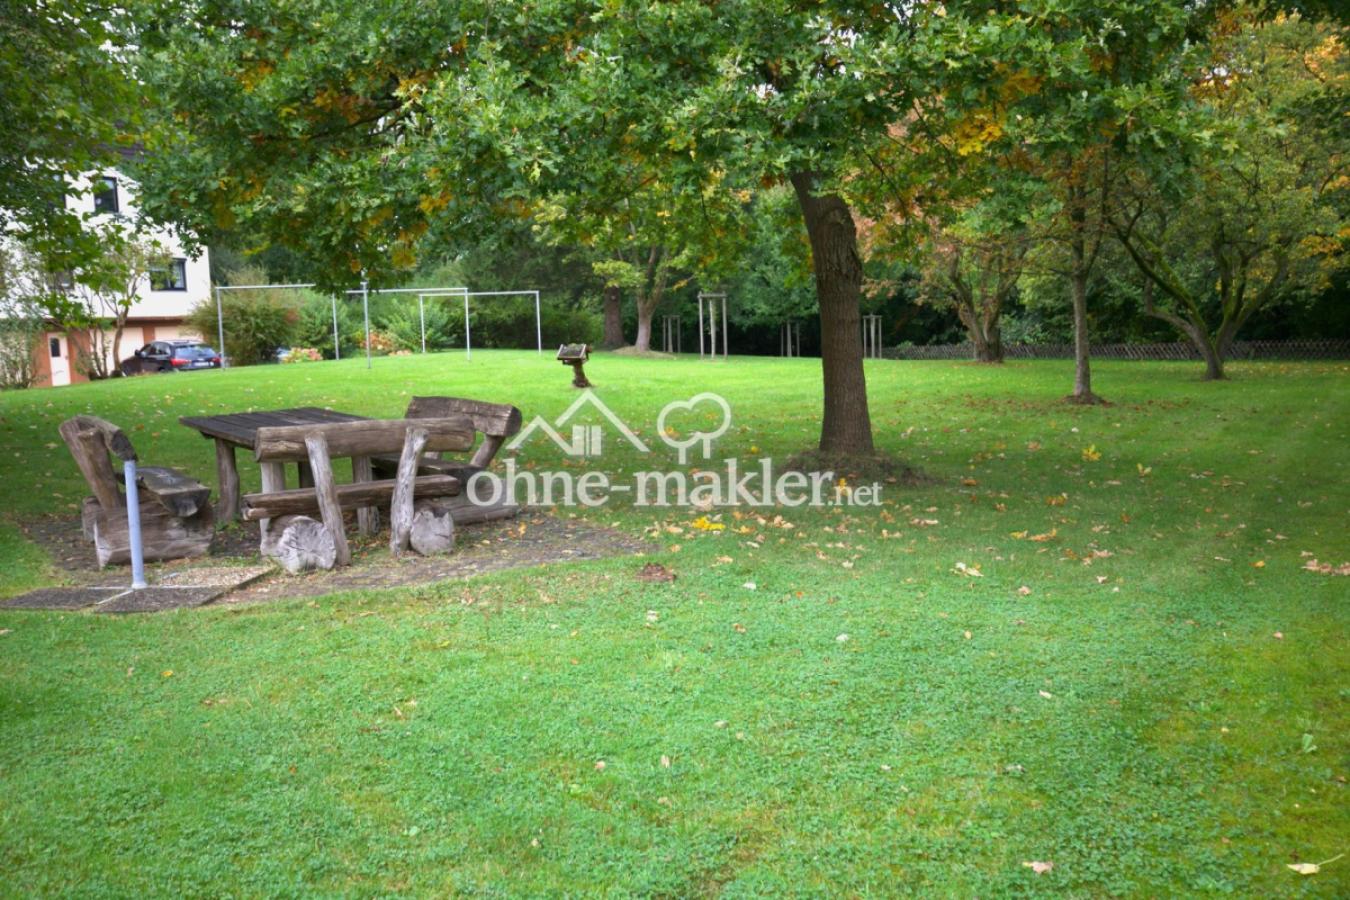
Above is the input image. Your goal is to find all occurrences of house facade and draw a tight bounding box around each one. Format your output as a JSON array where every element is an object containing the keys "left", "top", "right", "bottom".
[{"left": 31, "top": 170, "right": 211, "bottom": 387}]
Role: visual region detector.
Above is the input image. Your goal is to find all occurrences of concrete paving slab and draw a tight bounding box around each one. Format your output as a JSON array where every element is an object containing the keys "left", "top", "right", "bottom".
[{"left": 1, "top": 587, "right": 126, "bottom": 610}]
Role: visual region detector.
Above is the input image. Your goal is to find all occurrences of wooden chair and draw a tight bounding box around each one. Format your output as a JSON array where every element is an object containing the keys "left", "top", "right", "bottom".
[{"left": 58, "top": 415, "right": 214, "bottom": 567}]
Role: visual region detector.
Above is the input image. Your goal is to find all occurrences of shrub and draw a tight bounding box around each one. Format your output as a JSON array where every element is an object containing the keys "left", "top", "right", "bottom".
[
  {"left": 378, "top": 297, "right": 459, "bottom": 352},
  {"left": 281, "top": 347, "right": 323, "bottom": 363},
  {"left": 292, "top": 291, "right": 360, "bottom": 359},
  {"left": 186, "top": 266, "right": 298, "bottom": 365},
  {"left": 345, "top": 329, "right": 398, "bottom": 355}
]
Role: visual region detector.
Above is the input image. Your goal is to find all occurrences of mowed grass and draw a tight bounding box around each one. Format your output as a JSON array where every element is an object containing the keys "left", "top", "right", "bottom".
[{"left": 0, "top": 351, "right": 1346, "bottom": 896}]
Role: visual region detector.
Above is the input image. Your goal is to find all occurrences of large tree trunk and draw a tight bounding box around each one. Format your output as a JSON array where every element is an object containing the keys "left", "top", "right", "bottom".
[
  {"left": 600, "top": 285, "right": 625, "bottom": 349},
  {"left": 1182, "top": 321, "right": 1226, "bottom": 380},
  {"left": 960, "top": 302, "right": 1004, "bottom": 363},
  {"left": 974, "top": 327, "right": 1004, "bottom": 363},
  {"left": 791, "top": 172, "right": 874, "bottom": 456},
  {"left": 631, "top": 247, "right": 666, "bottom": 353},
  {"left": 633, "top": 311, "right": 653, "bottom": 352},
  {"left": 1139, "top": 279, "right": 1228, "bottom": 381},
  {"left": 1199, "top": 342, "right": 1225, "bottom": 380}
]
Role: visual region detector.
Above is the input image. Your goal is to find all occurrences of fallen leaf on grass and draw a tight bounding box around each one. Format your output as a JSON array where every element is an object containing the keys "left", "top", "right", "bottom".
[
  {"left": 1287, "top": 853, "right": 1343, "bottom": 875},
  {"left": 1302, "top": 559, "right": 1350, "bottom": 576},
  {"left": 594, "top": 760, "right": 606, "bottom": 771},
  {"left": 636, "top": 563, "right": 676, "bottom": 583},
  {"left": 1038, "top": 690, "right": 1053, "bottom": 699},
  {"left": 732, "top": 623, "right": 747, "bottom": 633},
  {"left": 1017, "top": 586, "right": 1032, "bottom": 596},
  {"left": 660, "top": 755, "right": 672, "bottom": 768},
  {"left": 0, "top": 629, "right": 10, "bottom": 637},
  {"left": 1012, "top": 528, "right": 1058, "bottom": 542},
  {"left": 952, "top": 561, "right": 983, "bottom": 577},
  {"left": 1023, "top": 861, "right": 1054, "bottom": 875}
]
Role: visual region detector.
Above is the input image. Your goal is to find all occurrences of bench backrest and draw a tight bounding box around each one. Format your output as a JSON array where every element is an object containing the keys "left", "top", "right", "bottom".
[
  {"left": 254, "top": 415, "right": 475, "bottom": 462},
  {"left": 58, "top": 415, "right": 137, "bottom": 510},
  {"left": 405, "top": 396, "right": 521, "bottom": 469}
]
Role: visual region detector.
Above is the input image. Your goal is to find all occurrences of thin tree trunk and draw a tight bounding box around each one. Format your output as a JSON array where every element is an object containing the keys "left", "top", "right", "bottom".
[
  {"left": 791, "top": 171, "right": 874, "bottom": 456},
  {"left": 1069, "top": 266, "right": 1096, "bottom": 400},
  {"left": 600, "top": 285, "right": 624, "bottom": 349},
  {"left": 1066, "top": 183, "right": 1103, "bottom": 404}
]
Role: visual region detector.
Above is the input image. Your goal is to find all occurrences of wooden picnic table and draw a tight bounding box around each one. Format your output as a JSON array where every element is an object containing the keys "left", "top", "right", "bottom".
[{"left": 180, "top": 407, "right": 369, "bottom": 521}]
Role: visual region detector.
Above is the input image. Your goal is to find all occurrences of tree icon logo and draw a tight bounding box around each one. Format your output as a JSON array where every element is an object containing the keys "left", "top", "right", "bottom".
[{"left": 657, "top": 393, "right": 732, "bottom": 463}]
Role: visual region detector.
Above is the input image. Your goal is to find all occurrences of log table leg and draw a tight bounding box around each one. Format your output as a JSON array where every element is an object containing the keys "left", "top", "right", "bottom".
[
  {"left": 259, "top": 461, "right": 285, "bottom": 543},
  {"left": 305, "top": 434, "right": 351, "bottom": 566},
  {"left": 352, "top": 455, "right": 378, "bottom": 536},
  {"left": 389, "top": 427, "right": 429, "bottom": 556},
  {"left": 214, "top": 438, "right": 241, "bottom": 521}
]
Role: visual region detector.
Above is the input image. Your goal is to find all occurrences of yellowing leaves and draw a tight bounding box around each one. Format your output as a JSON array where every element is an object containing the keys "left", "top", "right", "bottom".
[
  {"left": 1081, "top": 445, "right": 1101, "bottom": 462},
  {"left": 953, "top": 108, "right": 1006, "bottom": 156}
]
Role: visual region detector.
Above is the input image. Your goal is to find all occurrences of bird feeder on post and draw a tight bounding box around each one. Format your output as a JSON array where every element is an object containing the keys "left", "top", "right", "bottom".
[{"left": 557, "top": 343, "right": 592, "bottom": 388}]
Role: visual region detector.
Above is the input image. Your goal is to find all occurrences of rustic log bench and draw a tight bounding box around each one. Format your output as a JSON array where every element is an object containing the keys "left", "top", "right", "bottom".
[
  {"left": 58, "top": 415, "right": 214, "bottom": 567},
  {"left": 370, "top": 396, "right": 523, "bottom": 526},
  {"left": 242, "top": 416, "right": 476, "bottom": 572}
]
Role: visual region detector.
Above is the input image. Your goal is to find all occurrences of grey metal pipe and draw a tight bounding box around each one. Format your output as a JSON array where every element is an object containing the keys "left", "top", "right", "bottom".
[{"left": 123, "top": 459, "right": 146, "bottom": 589}]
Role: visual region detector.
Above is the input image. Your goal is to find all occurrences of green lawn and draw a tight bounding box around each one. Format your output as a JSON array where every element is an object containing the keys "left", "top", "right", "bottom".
[{"left": 1, "top": 351, "right": 1346, "bottom": 896}]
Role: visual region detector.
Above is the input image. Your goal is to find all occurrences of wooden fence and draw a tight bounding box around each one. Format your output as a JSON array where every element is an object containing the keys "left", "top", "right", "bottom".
[{"left": 882, "top": 339, "right": 1350, "bottom": 361}]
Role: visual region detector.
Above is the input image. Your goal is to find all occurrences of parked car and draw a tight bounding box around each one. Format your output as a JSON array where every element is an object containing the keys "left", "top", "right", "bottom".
[{"left": 121, "top": 340, "right": 222, "bottom": 375}]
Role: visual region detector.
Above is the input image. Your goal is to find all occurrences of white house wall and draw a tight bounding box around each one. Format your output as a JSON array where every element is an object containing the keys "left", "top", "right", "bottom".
[{"left": 66, "top": 170, "right": 211, "bottom": 320}]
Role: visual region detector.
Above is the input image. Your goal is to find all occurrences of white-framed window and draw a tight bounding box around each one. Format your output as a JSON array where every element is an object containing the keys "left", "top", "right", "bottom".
[
  {"left": 149, "top": 258, "right": 188, "bottom": 291},
  {"left": 93, "top": 177, "right": 119, "bottom": 214}
]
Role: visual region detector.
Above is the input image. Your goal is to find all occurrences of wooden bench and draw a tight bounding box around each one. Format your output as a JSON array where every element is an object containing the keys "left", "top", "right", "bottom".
[
  {"left": 58, "top": 415, "right": 214, "bottom": 567},
  {"left": 243, "top": 415, "right": 476, "bottom": 572},
  {"left": 370, "top": 396, "right": 523, "bottom": 525}
]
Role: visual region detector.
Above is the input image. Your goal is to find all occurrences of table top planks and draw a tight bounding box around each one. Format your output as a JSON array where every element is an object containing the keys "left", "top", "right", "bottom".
[{"left": 180, "top": 407, "right": 369, "bottom": 448}]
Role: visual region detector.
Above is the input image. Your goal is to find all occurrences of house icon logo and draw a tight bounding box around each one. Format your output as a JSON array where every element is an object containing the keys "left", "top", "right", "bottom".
[{"left": 507, "top": 390, "right": 650, "bottom": 458}]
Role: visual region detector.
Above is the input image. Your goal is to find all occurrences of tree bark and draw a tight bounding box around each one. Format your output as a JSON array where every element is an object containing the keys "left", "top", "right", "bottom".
[
  {"left": 600, "top": 285, "right": 625, "bottom": 349},
  {"left": 973, "top": 328, "right": 1004, "bottom": 363},
  {"left": 1138, "top": 278, "right": 1228, "bottom": 380},
  {"left": 631, "top": 247, "right": 666, "bottom": 353},
  {"left": 791, "top": 171, "right": 874, "bottom": 455},
  {"left": 633, "top": 310, "right": 653, "bottom": 352},
  {"left": 1068, "top": 265, "right": 1096, "bottom": 401}
]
